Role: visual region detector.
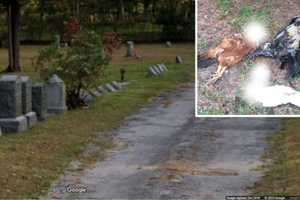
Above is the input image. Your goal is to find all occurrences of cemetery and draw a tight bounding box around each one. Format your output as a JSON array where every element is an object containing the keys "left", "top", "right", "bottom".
[{"left": 0, "top": 0, "right": 194, "bottom": 198}]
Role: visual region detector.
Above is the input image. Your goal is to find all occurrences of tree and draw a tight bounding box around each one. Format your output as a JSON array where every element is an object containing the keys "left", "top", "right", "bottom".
[{"left": 1, "top": 0, "right": 21, "bottom": 72}]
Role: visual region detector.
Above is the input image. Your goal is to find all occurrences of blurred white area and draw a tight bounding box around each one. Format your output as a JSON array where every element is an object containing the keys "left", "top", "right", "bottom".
[
  {"left": 243, "top": 64, "right": 300, "bottom": 107},
  {"left": 243, "top": 21, "right": 269, "bottom": 47}
]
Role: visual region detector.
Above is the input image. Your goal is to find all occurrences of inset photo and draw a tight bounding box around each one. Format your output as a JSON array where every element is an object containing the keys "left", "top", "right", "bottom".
[{"left": 197, "top": 0, "right": 300, "bottom": 116}]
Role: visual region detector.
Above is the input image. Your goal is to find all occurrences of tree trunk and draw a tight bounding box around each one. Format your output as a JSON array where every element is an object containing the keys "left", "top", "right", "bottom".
[
  {"left": 6, "top": 0, "right": 21, "bottom": 72},
  {"left": 39, "top": 0, "right": 44, "bottom": 39},
  {"left": 119, "top": 0, "right": 125, "bottom": 20},
  {"left": 143, "top": 0, "right": 151, "bottom": 22}
]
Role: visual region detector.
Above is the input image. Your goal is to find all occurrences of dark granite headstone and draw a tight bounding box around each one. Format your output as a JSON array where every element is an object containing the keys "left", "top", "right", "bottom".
[
  {"left": 32, "top": 83, "right": 47, "bottom": 121},
  {"left": 0, "top": 75, "right": 27, "bottom": 133}
]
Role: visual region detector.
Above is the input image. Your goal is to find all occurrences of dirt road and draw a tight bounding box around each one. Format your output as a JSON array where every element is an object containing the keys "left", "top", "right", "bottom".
[{"left": 45, "top": 85, "right": 281, "bottom": 200}]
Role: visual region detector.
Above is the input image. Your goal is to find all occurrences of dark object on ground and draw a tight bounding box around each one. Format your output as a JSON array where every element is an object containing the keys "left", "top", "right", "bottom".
[
  {"left": 198, "top": 55, "right": 217, "bottom": 68},
  {"left": 120, "top": 68, "right": 126, "bottom": 82},
  {"left": 251, "top": 16, "right": 300, "bottom": 84}
]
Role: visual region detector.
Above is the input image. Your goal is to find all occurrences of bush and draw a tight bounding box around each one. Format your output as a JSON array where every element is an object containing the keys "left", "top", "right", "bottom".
[{"left": 36, "top": 31, "right": 111, "bottom": 108}]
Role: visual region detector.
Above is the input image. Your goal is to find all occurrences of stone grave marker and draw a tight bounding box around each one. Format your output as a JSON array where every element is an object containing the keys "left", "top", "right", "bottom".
[
  {"left": 46, "top": 74, "right": 67, "bottom": 114},
  {"left": 0, "top": 75, "right": 27, "bottom": 133},
  {"left": 87, "top": 89, "right": 102, "bottom": 97},
  {"left": 153, "top": 66, "right": 162, "bottom": 74},
  {"left": 21, "top": 76, "right": 32, "bottom": 113},
  {"left": 104, "top": 83, "right": 117, "bottom": 92},
  {"left": 0, "top": 126, "right": 2, "bottom": 136},
  {"left": 160, "top": 64, "right": 168, "bottom": 71},
  {"left": 21, "top": 76, "right": 37, "bottom": 127},
  {"left": 111, "top": 81, "right": 122, "bottom": 90},
  {"left": 166, "top": 41, "right": 172, "bottom": 48},
  {"left": 176, "top": 56, "right": 183, "bottom": 64},
  {"left": 157, "top": 64, "right": 165, "bottom": 72},
  {"left": 97, "top": 85, "right": 108, "bottom": 94},
  {"left": 126, "top": 41, "right": 134, "bottom": 57},
  {"left": 32, "top": 83, "right": 47, "bottom": 121},
  {"left": 149, "top": 66, "right": 159, "bottom": 76},
  {"left": 79, "top": 89, "right": 93, "bottom": 104}
]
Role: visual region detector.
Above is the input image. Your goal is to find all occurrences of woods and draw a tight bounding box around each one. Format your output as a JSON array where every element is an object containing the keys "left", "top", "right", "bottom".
[{"left": 0, "top": 0, "right": 194, "bottom": 72}]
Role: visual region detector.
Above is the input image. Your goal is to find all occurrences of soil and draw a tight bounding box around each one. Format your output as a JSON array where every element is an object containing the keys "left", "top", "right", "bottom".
[{"left": 197, "top": 0, "right": 300, "bottom": 115}]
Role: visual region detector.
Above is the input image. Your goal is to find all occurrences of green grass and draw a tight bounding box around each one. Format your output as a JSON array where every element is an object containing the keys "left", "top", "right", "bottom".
[
  {"left": 0, "top": 43, "right": 194, "bottom": 199},
  {"left": 231, "top": 5, "right": 270, "bottom": 30},
  {"left": 217, "top": 0, "right": 232, "bottom": 15},
  {"left": 252, "top": 119, "right": 300, "bottom": 195}
]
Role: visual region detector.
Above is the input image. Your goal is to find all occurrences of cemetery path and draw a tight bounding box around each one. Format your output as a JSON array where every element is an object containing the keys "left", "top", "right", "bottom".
[{"left": 45, "top": 85, "right": 281, "bottom": 200}]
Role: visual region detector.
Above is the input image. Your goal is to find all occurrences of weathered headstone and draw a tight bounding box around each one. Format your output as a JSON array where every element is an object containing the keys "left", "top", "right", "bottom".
[
  {"left": 166, "top": 41, "right": 172, "bottom": 48},
  {"left": 21, "top": 76, "right": 37, "bottom": 128},
  {"left": 126, "top": 41, "right": 134, "bottom": 57},
  {"left": 176, "top": 56, "right": 183, "bottom": 64},
  {"left": 0, "top": 75, "right": 27, "bottom": 133},
  {"left": 97, "top": 85, "right": 108, "bottom": 94},
  {"left": 79, "top": 89, "right": 94, "bottom": 103},
  {"left": 156, "top": 64, "right": 166, "bottom": 73},
  {"left": 111, "top": 81, "right": 122, "bottom": 90},
  {"left": 149, "top": 66, "right": 159, "bottom": 76},
  {"left": 160, "top": 64, "right": 168, "bottom": 71},
  {"left": 45, "top": 74, "right": 67, "bottom": 114},
  {"left": 32, "top": 83, "right": 47, "bottom": 121},
  {"left": 87, "top": 89, "right": 102, "bottom": 97},
  {"left": 104, "top": 83, "right": 117, "bottom": 92},
  {"left": 54, "top": 34, "right": 61, "bottom": 48},
  {"left": 21, "top": 76, "right": 32, "bottom": 114},
  {"left": 153, "top": 66, "right": 162, "bottom": 74}
]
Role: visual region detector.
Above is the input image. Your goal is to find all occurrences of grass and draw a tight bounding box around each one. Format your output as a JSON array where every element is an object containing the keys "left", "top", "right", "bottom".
[
  {"left": 0, "top": 43, "right": 195, "bottom": 199},
  {"left": 231, "top": 5, "right": 270, "bottom": 30},
  {"left": 252, "top": 119, "right": 300, "bottom": 195},
  {"left": 217, "top": 0, "right": 232, "bottom": 15}
]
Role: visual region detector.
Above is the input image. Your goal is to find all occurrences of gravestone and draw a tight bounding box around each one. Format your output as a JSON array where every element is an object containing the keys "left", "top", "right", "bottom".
[
  {"left": 111, "top": 81, "right": 122, "bottom": 90},
  {"left": 45, "top": 74, "right": 67, "bottom": 114},
  {"left": 32, "top": 83, "right": 47, "bottom": 121},
  {"left": 126, "top": 41, "right": 134, "bottom": 57},
  {"left": 97, "top": 85, "right": 108, "bottom": 94},
  {"left": 154, "top": 66, "right": 163, "bottom": 74},
  {"left": 0, "top": 75, "right": 27, "bottom": 133},
  {"left": 87, "top": 89, "right": 101, "bottom": 97},
  {"left": 149, "top": 66, "right": 159, "bottom": 76},
  {"left": 176, "top": 56, "right": 183, "bottom": 64},
  {"left": 21, "top": 76, "right": 32, "bottom": 113},
  {"left": 0, "top": 126, "right": 2, "bottom": 136},
  {"left": 161, "top": 64, "right": 168, "bottom": 71},
  {"left": 21, "top": 76, "right": 37, "bottom": 128},
  {"left": 104, "top": 83, "right": 117, "bottom": 92},
  {"left": 157, "top": 64, "right": 165, "bottom": 72},
  {"left": 79, "top": 89, "right": 93, "bottom": 103},
  {"left": 54, "top": 34, "right": 61, "bottom": 48},
  {"left": 166, "top": 41, "right": 172, "bottom": 48}
]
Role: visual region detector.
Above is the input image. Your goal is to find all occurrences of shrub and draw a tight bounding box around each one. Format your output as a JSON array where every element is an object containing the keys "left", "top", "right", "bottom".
[{"left": 36, "top": 31, "right": 111, "bottom": 108}]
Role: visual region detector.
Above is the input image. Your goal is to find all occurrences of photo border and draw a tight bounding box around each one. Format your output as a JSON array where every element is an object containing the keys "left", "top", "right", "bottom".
[{"left": 194, "top": 0, "right": 300, "bottom": 118}]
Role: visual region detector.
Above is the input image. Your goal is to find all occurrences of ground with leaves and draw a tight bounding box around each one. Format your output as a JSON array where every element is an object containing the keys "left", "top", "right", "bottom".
[{"left": 197, "top": 0, "right": 300, "bottom": 115}]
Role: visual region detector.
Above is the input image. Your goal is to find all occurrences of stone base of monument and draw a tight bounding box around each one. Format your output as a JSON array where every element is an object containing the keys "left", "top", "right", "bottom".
[
  {"left": 0, "top": 116, "right": 28, "bottom": 133},
  {"left": 25, "top": 112, "right": 38, "bottom": 128}
]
